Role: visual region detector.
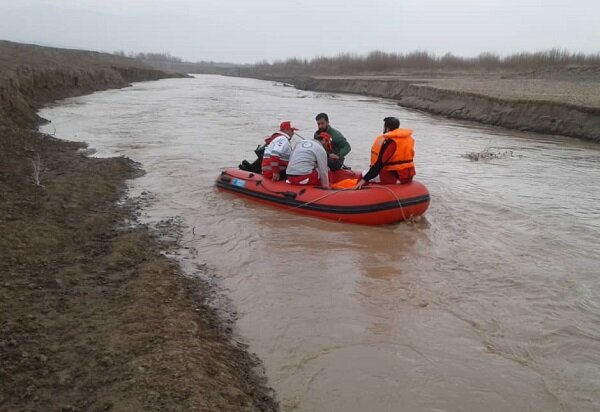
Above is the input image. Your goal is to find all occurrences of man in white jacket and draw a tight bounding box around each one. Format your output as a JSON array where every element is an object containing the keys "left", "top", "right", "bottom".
[
  {"left": 286, "top": 132, "right": 332, "bottom": 188},
  {"left": 261, "top": 121, "right": 298, "bottom": 181}
]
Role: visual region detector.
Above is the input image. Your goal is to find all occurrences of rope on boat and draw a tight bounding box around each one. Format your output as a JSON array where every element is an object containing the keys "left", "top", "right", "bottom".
[
  {"left": 366, "top": 185, "right": 407, "bottom": 221},
  {"left": 289, "top": 184, "right": 407, "bottom": 221},
  {"left": 223, "top": 170, "right": 408, "bottom": 221},
  {"left": 288, "top": 187, "right": 352, "bottom": 209}
]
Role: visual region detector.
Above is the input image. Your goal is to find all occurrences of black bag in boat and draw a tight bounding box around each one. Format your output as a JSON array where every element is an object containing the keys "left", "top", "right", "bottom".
[{"left": 239, "top": 144, "right": 265, "bottom": 173}]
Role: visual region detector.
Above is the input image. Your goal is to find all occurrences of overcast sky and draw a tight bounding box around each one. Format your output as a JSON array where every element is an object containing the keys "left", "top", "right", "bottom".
[{"left": 0, "top": 0, "right": 598, "bottom": 63}]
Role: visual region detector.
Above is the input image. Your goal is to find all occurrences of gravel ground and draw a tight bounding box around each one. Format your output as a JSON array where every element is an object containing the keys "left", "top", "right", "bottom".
[
  {"left": 315, "top": 67, "right": 600, "bottom": 108},
  {"left": 423, "top": 78, "right": 600, "bottom": 108}
]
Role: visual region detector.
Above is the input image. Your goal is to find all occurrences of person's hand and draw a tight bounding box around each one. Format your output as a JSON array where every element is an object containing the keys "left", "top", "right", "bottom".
[
  {"left": 272, "top": 172, "right": 280, "bottom": 182},
  {"left": 328, "top": 153, "right": 339, "bottom": 160},
  {"left": 354, "top": 179, "right": 367, "bottom": 190}
]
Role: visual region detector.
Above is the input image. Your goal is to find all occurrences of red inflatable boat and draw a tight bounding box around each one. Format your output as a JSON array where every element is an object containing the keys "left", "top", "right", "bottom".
[{"left": 215, "top": 168, "right": 430, "bottom": 225}]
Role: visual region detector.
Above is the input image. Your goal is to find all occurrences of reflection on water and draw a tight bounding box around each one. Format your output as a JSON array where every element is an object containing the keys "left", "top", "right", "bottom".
[{"left": 40, "top": 75, "right": 600, "bottom": 411}]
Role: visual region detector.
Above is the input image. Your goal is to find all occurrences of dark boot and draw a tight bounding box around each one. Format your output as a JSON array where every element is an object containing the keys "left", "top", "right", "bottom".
[{"left": 239, "top": 160, "right": 253, "bottom": 171}]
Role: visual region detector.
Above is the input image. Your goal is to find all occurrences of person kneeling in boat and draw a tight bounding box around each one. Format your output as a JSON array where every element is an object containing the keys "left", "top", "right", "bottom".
[
  {"left": 314, "top": 112, "right": 351, "bottom": 171},
  {"left": 239, "top": 121, "right": 296, "bottom": 174},
  {"left": 286, "top": 132, "right": 333, "bottom": 189},
  {"left": 261, "top": 121, "right": 298, "bottom": 181},
  {"left": 355, "top": 117, "right": 415, "bottom": 190}
]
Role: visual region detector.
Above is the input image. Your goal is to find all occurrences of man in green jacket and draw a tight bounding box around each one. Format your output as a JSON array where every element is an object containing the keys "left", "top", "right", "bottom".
[{"left": 314, "top": 112, "right": 351, "bottom": 171}]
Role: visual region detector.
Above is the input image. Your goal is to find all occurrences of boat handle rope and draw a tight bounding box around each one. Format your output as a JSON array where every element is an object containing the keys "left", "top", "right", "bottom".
[
  {"left": 366, "top": 185, "right": 408, "bottom": 221},
  {"left": 288, "top": 185, "right": 407, "bottom": 221},
  {"left": 222, "top": 170, "right": 407, "bottom": 221},
  {"left": 255, "top": 179, "right": 300, "bottom": 199}
]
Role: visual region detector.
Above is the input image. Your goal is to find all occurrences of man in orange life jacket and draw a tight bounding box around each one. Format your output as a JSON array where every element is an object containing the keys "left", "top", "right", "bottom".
[
  {"left": 261, "top": 121, "right": 298, "bottom": 181},
  {"left": 355, "top": 117, "right": 416, "bottom": 189}
]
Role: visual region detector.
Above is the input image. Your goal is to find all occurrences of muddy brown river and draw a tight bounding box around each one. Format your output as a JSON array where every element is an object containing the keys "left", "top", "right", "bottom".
[{"left": 40, "top": 75, "right": 600, "bottom": 411}]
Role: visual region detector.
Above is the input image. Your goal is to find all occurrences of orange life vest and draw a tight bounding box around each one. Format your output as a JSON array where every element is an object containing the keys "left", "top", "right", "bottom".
[
  {"left": 331, "top": 178, "right": 359, "bottom": 189},
  {"left": 370, "top": 128, "right": 415, "bottom": 171}
]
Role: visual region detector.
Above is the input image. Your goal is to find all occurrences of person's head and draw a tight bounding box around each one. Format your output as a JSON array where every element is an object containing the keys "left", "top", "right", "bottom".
[
  {"left": 315, "top": 113, "right": 329, "bottom": 132},
  {"left": 279, "top": 121, "right": 298, "bottom": 138},
  {"left": 315, "top": 131, "right": 333, "bottom": 152},
  {"left": 383, "top": 116, "right": 400, "bottom": 133}
]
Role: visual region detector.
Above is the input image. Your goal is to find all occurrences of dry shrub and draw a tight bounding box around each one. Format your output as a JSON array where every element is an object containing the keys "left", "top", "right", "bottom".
[{"left": 242, "top": 49, "right": 600, "bottom": 76}]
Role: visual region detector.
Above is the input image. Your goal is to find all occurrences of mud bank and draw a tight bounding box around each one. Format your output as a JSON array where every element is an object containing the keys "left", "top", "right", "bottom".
[
  {"left": 278, "top": 75, "right": 600, "bottom": 142},
  {"left": 0, "top": 41, "right": 190, "bottom": 128},
  {"left": 0, "top": 41, "right": 277, "bottom": 411}
]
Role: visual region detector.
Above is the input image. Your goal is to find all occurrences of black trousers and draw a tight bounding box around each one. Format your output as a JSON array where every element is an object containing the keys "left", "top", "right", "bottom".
[{"left": 328, "top": 158, "right": 344, "bottom": 171}]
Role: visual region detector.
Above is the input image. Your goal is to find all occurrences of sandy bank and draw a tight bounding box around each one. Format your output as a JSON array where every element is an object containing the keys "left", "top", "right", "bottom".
[
  {"left": 261, "top": 70, "right": 600, "bottom": 142},
  {"left": 0, "top": 41, "right": 277, "bottom": 411}
]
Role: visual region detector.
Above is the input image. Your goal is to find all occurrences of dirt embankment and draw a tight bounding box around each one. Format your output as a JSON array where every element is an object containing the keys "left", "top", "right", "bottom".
[
  {"left": 262, "top": 70, "right": 600, "bottom": 142},
  {"left": 0, "top": 41, "right": 278, "bottom": 411},
  {"left": 0, "top": 40, "right": 190, "bottom": 127}
]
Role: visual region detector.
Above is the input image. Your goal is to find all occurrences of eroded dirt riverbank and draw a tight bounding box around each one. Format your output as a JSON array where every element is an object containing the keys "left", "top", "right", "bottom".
[
  {"left": 0, "top": 42, "right": 277, "bottom": 411},
  {"left": 248, "top": 68, "right": 600, "bottom": 142}
]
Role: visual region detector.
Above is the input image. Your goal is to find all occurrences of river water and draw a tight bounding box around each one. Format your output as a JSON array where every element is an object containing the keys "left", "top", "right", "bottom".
[{"left": 40, "top": 75, "right": 600, "bottom": 411}]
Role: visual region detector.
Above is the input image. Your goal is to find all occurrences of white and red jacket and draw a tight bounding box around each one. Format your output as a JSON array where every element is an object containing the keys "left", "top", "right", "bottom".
[{"left": 261, "top": 132, "right": 292, "bottom": 178}]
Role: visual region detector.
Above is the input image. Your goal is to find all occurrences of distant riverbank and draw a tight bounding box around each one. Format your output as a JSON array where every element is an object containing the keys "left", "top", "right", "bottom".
[
  {"left": 242, "top": 69, "right": 600, "bottom": 142},
  {"left": 0, "top": 41, "right": 278, "bottom": 411}
]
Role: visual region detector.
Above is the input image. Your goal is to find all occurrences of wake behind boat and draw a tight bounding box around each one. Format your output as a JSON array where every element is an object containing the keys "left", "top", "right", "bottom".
[{"left": 215, "top": 168, "right": 430, "bottom": 225}]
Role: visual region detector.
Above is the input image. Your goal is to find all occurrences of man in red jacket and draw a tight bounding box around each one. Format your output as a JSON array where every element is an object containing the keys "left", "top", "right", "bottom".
[{"left": 261, "top": 121, "right": 298, "bottom": 181}]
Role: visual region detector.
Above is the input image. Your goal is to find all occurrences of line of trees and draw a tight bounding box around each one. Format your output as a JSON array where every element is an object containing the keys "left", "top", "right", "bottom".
[
  {"left": 246, "top": 49, "right": 600, "bottom": 75},
  {"left": 111, "top": 48, "right": 600, "bottom": 76},
  {"left": 112, "top": 50, "right": 183, "bottom": 63},
  {"left": 111, "top": 50, "right": 245, "bottom": 73}
]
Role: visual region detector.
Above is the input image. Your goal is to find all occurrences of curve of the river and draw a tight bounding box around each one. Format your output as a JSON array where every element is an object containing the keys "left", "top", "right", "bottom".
[{"left": 40, "top": 75, "right": 600, "bottom": 412}]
